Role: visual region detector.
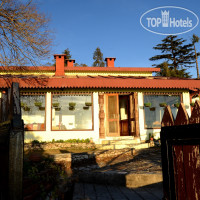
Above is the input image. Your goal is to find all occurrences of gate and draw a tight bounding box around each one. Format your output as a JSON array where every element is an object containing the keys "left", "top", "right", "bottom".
[
  {"left": 0, "top": 82, "right": 24, "bottom": 200},
  {"left": 161, "top": 101, "right": 200, "bottom": 200}
]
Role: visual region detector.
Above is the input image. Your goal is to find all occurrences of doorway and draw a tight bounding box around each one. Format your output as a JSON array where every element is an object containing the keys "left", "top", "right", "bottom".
[{"left": 106, "top": 94, "right": 136, "bottom": 137}]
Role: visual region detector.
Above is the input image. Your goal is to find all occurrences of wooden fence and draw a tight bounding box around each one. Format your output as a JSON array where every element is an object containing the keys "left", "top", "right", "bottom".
[
  {"left": 161, "top": 101, "right": 200, "bottom": 200},
  {"left": 0, "top": 82, "right": 24, "bottom": 200}
]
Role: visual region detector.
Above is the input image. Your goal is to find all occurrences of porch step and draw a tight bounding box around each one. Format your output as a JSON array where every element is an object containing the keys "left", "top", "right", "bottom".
[
  {"left": 109, "top": 139, "right": 140, "bottom": 145},
  {"left": 96, "top": 142, "right": 150, "bottom": 150}
]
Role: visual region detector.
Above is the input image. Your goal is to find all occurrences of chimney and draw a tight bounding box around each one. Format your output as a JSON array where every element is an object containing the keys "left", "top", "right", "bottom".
[
  {"left": 105, "top": 57, "right": 116, "bottom": 67},
  {"left": 54, "top": 54, "right": 66, "bottom": 76},
  {"left": 66, "top": 59, "right": 75, "bottom": 67}
]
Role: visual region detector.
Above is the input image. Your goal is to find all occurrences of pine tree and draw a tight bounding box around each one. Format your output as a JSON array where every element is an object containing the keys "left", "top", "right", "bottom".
[
  {"left": 191, "top": 34, "right": 200, "bottom": 79},
  {"left": 63, "top": 49, "right": 72, "bottom": 66},
  {"left": 93, "top": 47, "right": 105, "bottom": 67},
  {"left": 156, "top": 62, "right": 191, "bottom": 78},
  {"left": 150, "top": 35, "right": 195, "bottom": 78}
]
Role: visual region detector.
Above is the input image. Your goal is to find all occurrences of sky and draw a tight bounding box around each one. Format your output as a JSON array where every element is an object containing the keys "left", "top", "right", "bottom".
[{"left": 38, "top": 0, "right": 200, "bottom": 78}]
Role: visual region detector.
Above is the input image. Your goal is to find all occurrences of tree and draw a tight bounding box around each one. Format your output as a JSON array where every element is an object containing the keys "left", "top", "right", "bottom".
[
  {"left": 150, "top": 35, "right": 195, "bottom": 78},
  {"left": 0, "top": 0, "right": 52, "bottom": 66},
  {"left": 191, "top": 34, "right": 200, "bottom": 79},
  {"left": 63, "top": 48, "right": 72, "bottom": 66},
  {"left": 156, "top": 62, "right": 191, "bottom": 78},
  {"left": 62, "top": 48, "right": 87, "bottom": 66},
  {"left": 93, "top": 47, "right": 105, "bottom": 67}
]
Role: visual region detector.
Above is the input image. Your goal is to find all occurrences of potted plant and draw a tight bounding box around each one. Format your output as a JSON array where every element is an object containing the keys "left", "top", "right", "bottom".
[
  {"left": 150, "top": 107, "right": 155, "bottom": 111},
  {"left": 69, "top": 102, "right": 76, "bottom": 107},
  {"left": 149, "top": 133, "right": 154, "bottom": 141},
  {"left": 174, "top": 103, "right": 180, "bottom": 108},
  {"left": 21, "top": 102, "right": 25, "bottom": 108},
  {"left": 159, "top": 102, "right": 167, "bottom": 107},
  {"left": 55, "top": 107, "right": 61, "bottom": 111},
  {"left": 85, "top": 102, "right": 92, "bottom": 106},
  {"left": 24, "top": 106, "right": 31, "bottom": 111},
  {"left": 39, "top": 106, "right": 45, "bottom": 111},
  {"left": 52, "top": 102, "right": 59, "bottom": 107},
  {"left": 34, "top": 102, "right": 42, "bottom": 107},
  {"left": 69, "top": 106, "right": 75, "bottom": 111},
  {"left": 144, "top": 102, "right": 151, "bottom": 107},
  {"left": 190, "top": 102, "right": 195, "bottom": 107},
  {"left": 83, "top": 106, "right": 89, "bottom": 110}
]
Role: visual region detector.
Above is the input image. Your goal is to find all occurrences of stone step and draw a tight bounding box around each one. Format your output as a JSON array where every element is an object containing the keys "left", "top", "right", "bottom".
[
  {"left": 96, "top": 143, "right": 150, "bottom": 150},
  {"left": 109, "top": 139, "right": 140, "bottom": 145},
  {"left": 104, "top": 136, "right": 134, "bottom": 140}
]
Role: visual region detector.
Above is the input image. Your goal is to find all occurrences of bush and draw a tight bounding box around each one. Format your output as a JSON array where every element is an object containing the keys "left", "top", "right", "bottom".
[{"left": 51, "top": 138, "right": 91, "bottom": 144}]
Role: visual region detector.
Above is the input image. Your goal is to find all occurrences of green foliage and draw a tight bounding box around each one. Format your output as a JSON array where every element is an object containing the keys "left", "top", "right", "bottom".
[
  {"left": 150, "top": 35, "right": 195, "bottom": 78},
  {"left": 51, "top": 138, "right": 91, "bottom": 144},
  {"left": 31, "top": 140, "right": 40, "bottom": 145},
  {"left": 93, "top": 47, "right": 105, "bottom": 67},
  {"left": 156, "top": 62, "right": 191, "bottom": 78}
]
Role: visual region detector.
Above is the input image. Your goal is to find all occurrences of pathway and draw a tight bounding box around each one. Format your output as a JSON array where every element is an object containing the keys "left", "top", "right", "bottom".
[{"left": 73, "top": 182, "right": 163, "bottom": 200}]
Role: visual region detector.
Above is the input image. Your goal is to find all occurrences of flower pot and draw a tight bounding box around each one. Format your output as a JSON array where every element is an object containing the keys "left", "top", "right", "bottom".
[
  {"left": 159, "top": 103, "right": 167, "bottom": 107},
  {"left": 69, "top": 106, "right": 75, "bottom": 111},
  {"left": 144, "top": 103, "right": 151, "bottom": 107},
  {"left": 52, "top": 102, "right": 59, "bottom": 107},
  {"left": 150, "top": 107, "right": 155, "bottom": 111},
  {"left": 55, "top": 107, "right": 61, "bottom": 111},
  {"left": 34, "top": 102, "right": 42, "bottom": 107},
  {"left": 85, "top": 102, "right": 92, "bottom": 106},
  {"left": 39, "top": 106, "right": 45, "bottom": 111},
  {"left": 174, "top": 103, "right": 180, "bottom": 108},
  {"left": 69, "top": 102, "right": 76, "bottom": 107},
  {"left": 83, "top": 106, "right": 89, "bottom": 110}
]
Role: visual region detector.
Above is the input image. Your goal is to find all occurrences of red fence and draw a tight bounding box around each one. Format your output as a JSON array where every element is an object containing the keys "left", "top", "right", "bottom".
[{"left": 161, "top": 101, "right": 200, "bottom": 200}]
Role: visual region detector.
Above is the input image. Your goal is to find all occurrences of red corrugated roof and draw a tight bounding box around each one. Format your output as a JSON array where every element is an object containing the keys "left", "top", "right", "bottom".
[
  {"left": 0, "top": 66, "right": 160, "bottom": 72},
  {"left": 0, "top": 76, "right": 199, "bottom": 90}
]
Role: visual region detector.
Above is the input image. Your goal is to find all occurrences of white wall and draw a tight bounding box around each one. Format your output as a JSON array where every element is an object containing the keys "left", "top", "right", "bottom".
[{"left": 24, "top": 92, "right": 100, "bottom": 143}]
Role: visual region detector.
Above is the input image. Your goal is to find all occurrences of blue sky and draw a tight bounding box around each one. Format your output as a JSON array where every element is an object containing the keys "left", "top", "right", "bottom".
[{"left": 38, "top": 0, "right": 200, "bottom": 78}]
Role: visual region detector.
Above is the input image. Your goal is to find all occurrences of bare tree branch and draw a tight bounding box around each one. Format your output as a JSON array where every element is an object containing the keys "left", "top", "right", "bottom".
[{"left": 0, "top": 0, "right": 52, "bottom": 66}]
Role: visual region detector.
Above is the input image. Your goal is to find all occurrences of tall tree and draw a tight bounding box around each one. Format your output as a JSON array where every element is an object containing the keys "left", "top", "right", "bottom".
[
  {"left": 93, "top": 47, "right": 105, "bottom": 67},
  {"left": 191, "top": 34, "right": 200, "bottom": 79},
  {"left": 63, "top": 48, "right": 72, "bottom": 66},
  {"left": 0, "top": 0, "right": 52, "bottom": 65},
  {"left": 156, "top": 62, "right": 191, "bottom": 78},
  {"left": 62, "top": 48, "right": 87, "bottom": 66},
  {"left": 150, "top": 35, "right": 195, "bottom": 78}
]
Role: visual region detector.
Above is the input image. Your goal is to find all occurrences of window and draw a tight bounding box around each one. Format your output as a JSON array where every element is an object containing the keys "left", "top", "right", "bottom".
[
  {"left": 52, "top": 94, "right": 93, "bottom": 130},
  {"left": 144, "top": 95, "right": 181, "bottom": 128},
  {"left": 21, "top": 95, "right": 46, "bottom": 131}
]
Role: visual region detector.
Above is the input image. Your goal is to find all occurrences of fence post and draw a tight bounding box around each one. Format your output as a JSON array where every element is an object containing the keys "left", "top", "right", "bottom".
[{"left": 8, "top": 82, "right": 24, "bottom": 200}]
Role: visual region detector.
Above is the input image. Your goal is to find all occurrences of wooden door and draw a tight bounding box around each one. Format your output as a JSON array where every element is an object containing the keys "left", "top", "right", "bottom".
[
  {"left": 119, "top": 95, "right": 129, "bottom": 136},
  {"left": 106, "top": 94, "right": 120, "bottom": 137},
  {"left": 129, "top": 93, "right": 136, "bottom": 136}
]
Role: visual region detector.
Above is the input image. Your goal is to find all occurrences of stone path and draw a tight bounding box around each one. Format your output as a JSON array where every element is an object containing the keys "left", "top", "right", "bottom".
[
  {"left": 73, "top": 182, "right": 163, "bottom": 200},
  {"left": 72, "top": 147, "right": 163, "bottom": 199}
]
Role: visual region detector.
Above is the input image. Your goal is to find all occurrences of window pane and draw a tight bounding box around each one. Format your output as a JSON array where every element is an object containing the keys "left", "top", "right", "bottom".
[
  {"left": 144, "top": 95, "right": 181, "bottom": 128},
  {"left": 21, "top": 95, "right": 46, "bottom": 131},
  {"left": 108, "top": 96, "right": 118, "bottom": 119},
  {"left": 52, "top": 95, "right": 93, "bottom": 130}
]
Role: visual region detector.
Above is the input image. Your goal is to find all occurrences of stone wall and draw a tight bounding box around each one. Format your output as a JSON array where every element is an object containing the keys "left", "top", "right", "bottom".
[
  {"left": 50, "top": 148, "right": 136, "bottom": 173},
  {"left": 24, "top": 142, "right": 96, "bottom": 151}
]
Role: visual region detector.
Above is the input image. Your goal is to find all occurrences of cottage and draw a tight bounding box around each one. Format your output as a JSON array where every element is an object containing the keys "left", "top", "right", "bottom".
[{"left": 0, "top": 54, "right": 200, "bottom": 145}]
